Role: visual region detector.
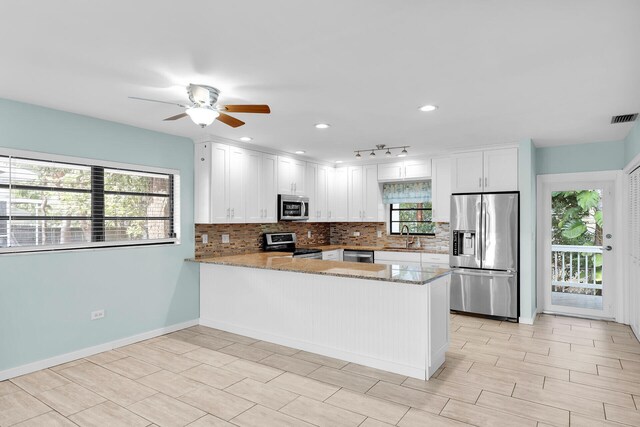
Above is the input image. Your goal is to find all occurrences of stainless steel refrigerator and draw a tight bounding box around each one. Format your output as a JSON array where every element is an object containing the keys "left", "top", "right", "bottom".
[{"left": 450, "top": 192, "right": 519, "bottom": 321}]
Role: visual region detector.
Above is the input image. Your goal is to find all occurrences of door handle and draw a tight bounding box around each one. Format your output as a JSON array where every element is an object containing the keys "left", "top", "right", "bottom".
[{"left": 605, "top": 245, "right": 613, "bottom": 251}]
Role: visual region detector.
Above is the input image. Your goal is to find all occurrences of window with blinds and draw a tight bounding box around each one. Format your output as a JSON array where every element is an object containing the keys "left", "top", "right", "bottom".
[{"left": 0, "top": 154, "right": 176, "bottom": 253}]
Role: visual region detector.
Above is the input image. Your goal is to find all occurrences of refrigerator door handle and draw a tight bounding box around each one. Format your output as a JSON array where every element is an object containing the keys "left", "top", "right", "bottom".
[
  {"left": 476, "top": 199, "right": 483, "bottom": 267},
  {"left": 482, "top": 200, "right": 488, "bottom": 263}
]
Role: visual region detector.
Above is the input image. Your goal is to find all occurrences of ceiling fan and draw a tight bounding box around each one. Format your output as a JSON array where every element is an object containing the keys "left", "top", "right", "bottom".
[{"left": 129, "top": 84, "right": 270, "bottom": 128}]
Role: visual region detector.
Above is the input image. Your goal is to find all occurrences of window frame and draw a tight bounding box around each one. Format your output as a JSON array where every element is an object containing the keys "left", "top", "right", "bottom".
[
  {"left": 0, "top": 148, "right": 180, "bottom": 254},
  {"left": 389, "top": 202, "right": 436, "bottom": 236}
]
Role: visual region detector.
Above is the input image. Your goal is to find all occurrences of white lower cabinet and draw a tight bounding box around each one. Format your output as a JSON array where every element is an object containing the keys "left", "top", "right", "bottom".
[
  {"left": 322, "top": 249, "right": 342, "bottom": 261},
  {"left": 375, "top": 251, "right": 422, "bottom": 267},
  {"left": 374, "top": 251, "right": 449, "bottom": 269}
]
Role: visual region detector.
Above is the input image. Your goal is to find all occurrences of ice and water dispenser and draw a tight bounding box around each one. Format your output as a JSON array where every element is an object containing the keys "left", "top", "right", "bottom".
[{"left": 452, "top": 230, "right": 476, "bottom": 256}]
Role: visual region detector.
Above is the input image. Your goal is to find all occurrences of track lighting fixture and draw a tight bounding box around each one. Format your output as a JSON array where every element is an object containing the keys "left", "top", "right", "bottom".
[{"left": 353, "top": 144, "right": 409, "bottom": 158}]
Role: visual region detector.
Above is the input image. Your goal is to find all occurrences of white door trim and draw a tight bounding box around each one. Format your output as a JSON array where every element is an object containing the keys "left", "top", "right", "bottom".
[{"left": 536, "top": 171, "right": 624, "bottom": 321}]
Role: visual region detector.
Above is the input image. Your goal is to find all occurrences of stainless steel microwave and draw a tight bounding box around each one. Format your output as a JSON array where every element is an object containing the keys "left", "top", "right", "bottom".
[{"left": 278, "top": 194, "right": 309, "bottom": 221}]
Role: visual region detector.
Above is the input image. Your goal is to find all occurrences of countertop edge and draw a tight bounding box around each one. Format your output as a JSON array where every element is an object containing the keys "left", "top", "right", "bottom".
[{"left": 186, "top": 257, "right": 450, "bottom": 285}]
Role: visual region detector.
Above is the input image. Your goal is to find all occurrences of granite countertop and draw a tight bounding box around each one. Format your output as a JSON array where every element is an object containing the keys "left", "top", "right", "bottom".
[{"left": 187, "top": 252, "right": 450, "bottom": 285}]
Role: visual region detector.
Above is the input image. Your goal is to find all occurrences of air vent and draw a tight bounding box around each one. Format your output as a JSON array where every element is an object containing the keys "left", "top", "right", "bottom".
[{"left": 611, "top": 113, "right": 638, "bottom": 124}]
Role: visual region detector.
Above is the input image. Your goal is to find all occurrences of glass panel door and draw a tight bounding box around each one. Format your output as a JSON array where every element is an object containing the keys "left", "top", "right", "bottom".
[{"left": 550, "top": 189, "right": 604, "bottom": 311}]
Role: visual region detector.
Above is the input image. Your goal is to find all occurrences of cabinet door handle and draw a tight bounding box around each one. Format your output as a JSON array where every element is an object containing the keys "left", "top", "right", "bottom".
[
  {"left": 231, "top": 208, "right": 234, "bottom": 218},
  {"left": 479, "top": 177, "right": 482, "bottom": 188},
  {"left": 485, "top": 177, "right": 488, "bottom": 187},
  {"left": 226, "top": 208, "right": 230, "bottom": 218}
]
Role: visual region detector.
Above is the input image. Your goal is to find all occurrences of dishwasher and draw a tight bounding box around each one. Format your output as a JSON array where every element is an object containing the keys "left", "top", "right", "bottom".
[{"left": 343, "top": 249, "right": 374, "bottom": 263}]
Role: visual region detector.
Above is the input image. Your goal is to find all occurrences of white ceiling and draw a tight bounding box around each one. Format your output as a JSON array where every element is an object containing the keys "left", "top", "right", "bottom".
[{"left": 1, "top": 0, "right": 639, "bottom": 162}]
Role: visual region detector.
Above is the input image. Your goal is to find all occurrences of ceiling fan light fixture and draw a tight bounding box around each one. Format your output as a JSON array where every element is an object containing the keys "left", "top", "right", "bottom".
[{"left": 186, "top": 106, "right": 219, "bottom": 127}]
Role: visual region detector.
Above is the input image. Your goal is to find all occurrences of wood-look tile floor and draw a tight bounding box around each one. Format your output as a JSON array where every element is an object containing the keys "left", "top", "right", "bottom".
[{"left": 2, "top": 313, "right": 640, "bottom": 426}]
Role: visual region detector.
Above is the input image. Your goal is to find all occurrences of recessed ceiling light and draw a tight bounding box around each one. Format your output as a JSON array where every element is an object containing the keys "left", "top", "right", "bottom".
[
  {"left": 418, "top": 105, "right": 438, "bottom": 112},
  {"left": 239, "top": 136, "right": 253, "bottom": 142},
  {"left": 315, "top": 123, "right": 330, "bottom": 129},
  {"left": 295, "top": 150, "right": 306, "bottom": 154},
  {"left": 335, "top": 160, "right": 343, "bottom": 164}
]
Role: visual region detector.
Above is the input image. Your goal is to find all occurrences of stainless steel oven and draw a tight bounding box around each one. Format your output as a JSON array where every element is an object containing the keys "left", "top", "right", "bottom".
[{"left": 278, "top": 195, "right": 310, "bottom": 221}]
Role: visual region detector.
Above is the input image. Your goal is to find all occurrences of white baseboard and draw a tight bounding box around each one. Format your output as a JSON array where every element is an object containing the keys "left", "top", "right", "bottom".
[
  {"left": 519, "top": 316, "right": 535, "bottom": 325},
  {"left": 199, "top": 317, "right": 427, "bottom": 379},
  {"left": 0, "top": 319, "right": 198, "bottom": 381}
]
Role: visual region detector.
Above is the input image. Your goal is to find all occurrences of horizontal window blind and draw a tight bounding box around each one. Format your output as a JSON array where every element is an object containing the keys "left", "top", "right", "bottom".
[{"left": 0, "top": 154, "right": 176, "bottom": 252}]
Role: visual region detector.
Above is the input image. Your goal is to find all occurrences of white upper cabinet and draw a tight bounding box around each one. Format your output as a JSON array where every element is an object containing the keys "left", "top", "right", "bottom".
[
  {"left": 228, "top": 146, "right": 246, "bottom": 223},
  {"left": 194, "top": 142, "right": 213, "bottom": 223},
  {"left": 278, "top": 156, "right": 306, "bottom": 195},
  {"left": 348, "top": 165, "right": 382, "bottom": 222},
  {"left": 404, "top": 159, "right": 432, "bottom": 180},
  {"left": 451, "top": 148, "right": 518, "bottom": 193},
  {"left": 194, "top": 142, "right": 277, "bottom": 224},
  {"left": 483, "top": 148, "right": 519, "bottom": 192},
  {"left": 210, "top": 143, "right": 231, "bottom": 223},
  {"left": 377, "top": 162, "right": 404, "bottom": 181},
  {"left": 305, "top": 163, "right": 317, "bottom": 220},
  {"left": 377, "top": 159, "right": 431, "bottom": 182},
  {"left": 260, "top": 154, "right": 278, "bottom": 222},
  {"left": 306, "top": 162, "right": 332, "bottom": 222},
  {"left": 347, "top": 166, "right": 364, "bottom": 221},
  {"left": 362, "top": 164, "right": 382, "bottom": 221},
  {"left": 451, "top": 151, "right": 484, "bottom": 192},
  {"left": 332, "top": 167, "right": 349, "bottom": 221},
  {"left": 431, "top": 157, "right": 451, "bottom": 223},
  {"left": 246, "top": 151, "right": 277, "bottom": 223}
]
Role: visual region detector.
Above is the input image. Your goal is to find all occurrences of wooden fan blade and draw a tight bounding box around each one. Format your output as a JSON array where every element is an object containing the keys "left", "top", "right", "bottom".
[
  {"left": 222, "top": 105, "right": 271, "bottom": 114},
  {"left": 217, "top": 113, "right": 245, "bottom": 128},
  {"left": 163, "top": 112, "right": 188, "bottom": 121}
]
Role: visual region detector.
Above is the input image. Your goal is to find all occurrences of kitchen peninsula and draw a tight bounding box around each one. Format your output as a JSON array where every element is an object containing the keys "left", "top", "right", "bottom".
[{"left": 192, "top": 252, "right": 450, "bottom": 380}]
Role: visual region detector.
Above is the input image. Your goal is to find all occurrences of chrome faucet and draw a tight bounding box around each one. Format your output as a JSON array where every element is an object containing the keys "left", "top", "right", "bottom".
[{"left": 400, "top": 225, "right": 414, "bottom": 248}]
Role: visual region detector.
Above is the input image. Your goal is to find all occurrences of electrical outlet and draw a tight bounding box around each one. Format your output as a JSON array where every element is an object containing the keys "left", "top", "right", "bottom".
[
  {"left": 91, "top": 309, "right": 105, "bottom": 320},
  {"left": 221, "top": 234, "right": 230, "bottom": 244},
  {"left": 377, "top": 230, "right": 383, "bottom": 238},
  {"left": 202, "top": 233, "right": 209, "bottom": 244},
  {"left": 353, "top": 231, "right": 361, "bottom": 237},
  {"left": 307, "top": 231, "right": 312, "bottom": 238}
]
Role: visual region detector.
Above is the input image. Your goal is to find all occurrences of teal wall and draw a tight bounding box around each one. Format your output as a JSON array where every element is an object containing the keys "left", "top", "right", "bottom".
[
  {"left": 624, "top": 121, "right": 640, "bottom": 165},
  {"left": 519, "top": 139, "right": 537, "bottom": 321},
  {"left": 0, "top": 99, "right": 198, "bottom": 372},
  {"left": 536, "top": 140, "right": 626, "bottom": 175}
]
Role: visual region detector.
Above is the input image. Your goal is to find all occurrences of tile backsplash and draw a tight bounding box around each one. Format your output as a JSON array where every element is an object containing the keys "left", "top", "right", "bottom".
[{"left": 195, "top": 222, "right": 449, "bottom": 257}]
